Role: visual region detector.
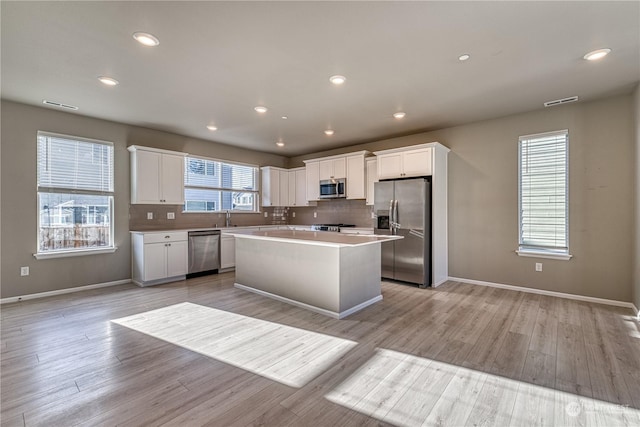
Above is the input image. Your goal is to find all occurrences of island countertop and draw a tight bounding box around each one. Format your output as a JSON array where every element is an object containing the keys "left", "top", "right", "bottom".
[{"left": 225, "top": 229, "right": 402, "bottom": 247}]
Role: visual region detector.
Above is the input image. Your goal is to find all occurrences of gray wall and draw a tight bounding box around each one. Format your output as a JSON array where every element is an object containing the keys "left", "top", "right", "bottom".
[
  {"left": 0, "top": 100, "right": 286, "bottom": 299},
  {"left": 291, "top": 94, "right": 635, "bottom": 302},
  {"left": 2, "top": 94, "right": 636, "bottom": 303},
  {"left": 634, "top": 84, "right": 640, "bottom": 312}
]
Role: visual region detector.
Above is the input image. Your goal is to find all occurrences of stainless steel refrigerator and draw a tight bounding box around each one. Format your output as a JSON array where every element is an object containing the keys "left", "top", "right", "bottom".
[{"left": 374, "top": 177, "right": 431, "bottom": 287}]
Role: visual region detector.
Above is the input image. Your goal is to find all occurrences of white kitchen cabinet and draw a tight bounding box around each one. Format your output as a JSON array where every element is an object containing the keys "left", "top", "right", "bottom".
[
  {"left": 346, "top": 154, "right": 366, "bottom": 199},
  {"left": 305, "top": 161, "right": 320, "bottom": 201},
  {"left": 220, "top": 234, "right": 236, "bottom": 270},
  {"left": 131, "top": 231, "right": 188, "bottom": 286},
  {"left": 304, "top": 151, "right": 369, "bottom": 201},
  {"left": 366, "top": 157, "right": 378, "bottom": 205},
  {"left": 319, "top": 157, "right": 346, "bottom": 180},
  {"left": 129, "top": 145, "right": 186, "bottom": 204},
  {"left": 261, "top": 166, "right": 288, "bottom": 207},
  {"left": 288, "top": 167, "right": 310, "bottom": 207},
  {"left": 376, "top": 147, "right": 432, "bottom": 180}
]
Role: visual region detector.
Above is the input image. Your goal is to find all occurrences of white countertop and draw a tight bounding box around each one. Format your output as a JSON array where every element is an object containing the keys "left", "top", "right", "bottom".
[{"left": 225, "top": 229, "right": 401, "bottom": 247}]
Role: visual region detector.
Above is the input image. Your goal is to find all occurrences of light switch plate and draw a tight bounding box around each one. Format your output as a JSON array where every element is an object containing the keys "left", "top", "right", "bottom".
[
  {"left": 167, "top": 212, "right": 175, "bottom": 220},
  {"left": 147, "top": 212, "right": 153, "bottom": 220},
  {"left": 20, "top": 266, "right": 29, "bottom": 276}
]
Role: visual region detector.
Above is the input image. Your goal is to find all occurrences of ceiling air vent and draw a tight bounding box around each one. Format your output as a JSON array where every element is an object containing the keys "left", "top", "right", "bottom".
[
  {"left": 544, "top": 96, "right": 578, "bottom": 108},
  {"left": 42, "top": 100, "right": 79, "bottom": 110}
]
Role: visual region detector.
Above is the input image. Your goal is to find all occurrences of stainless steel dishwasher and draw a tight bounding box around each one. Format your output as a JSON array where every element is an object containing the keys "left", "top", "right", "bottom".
[{"left": 188, "top": 230, "right": 221, "bottom": 277}]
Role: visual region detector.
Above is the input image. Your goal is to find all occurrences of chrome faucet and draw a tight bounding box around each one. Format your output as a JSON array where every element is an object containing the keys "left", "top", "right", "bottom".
[{"left": 225, "top": 210, "right": 231, "bottom": 227}]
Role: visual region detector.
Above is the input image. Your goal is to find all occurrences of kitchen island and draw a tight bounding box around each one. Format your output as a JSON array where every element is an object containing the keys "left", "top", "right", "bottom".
[{"left": 226, "top": 230, "right": 402, "bottom": 319}]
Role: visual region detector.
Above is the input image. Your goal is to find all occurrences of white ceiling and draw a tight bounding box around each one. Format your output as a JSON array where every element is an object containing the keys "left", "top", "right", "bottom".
[{"left": 2, "top": 1, "right": 638, "bottom": 156}]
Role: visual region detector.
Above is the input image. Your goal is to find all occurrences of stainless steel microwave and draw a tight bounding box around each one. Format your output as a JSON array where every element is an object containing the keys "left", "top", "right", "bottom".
[{"left": 319, "top": 178, "right": 346, "bottom": 199}]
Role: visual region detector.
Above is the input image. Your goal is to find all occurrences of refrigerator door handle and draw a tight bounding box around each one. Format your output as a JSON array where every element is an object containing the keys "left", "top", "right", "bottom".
[
  {"left": 389, "top": 200, "right": 395, "bottom": 234},
  {"left": 393, "top": 200, "right": 400, "bottom": 229}
]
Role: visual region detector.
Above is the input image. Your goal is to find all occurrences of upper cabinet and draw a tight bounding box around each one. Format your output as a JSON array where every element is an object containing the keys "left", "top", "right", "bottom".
[
  {"left": 261, "top": 166, "right": 288, "bottom": 207},
  {"left": 304, "top": 151, "right": 369, "bottom": 200},
  {"left": 305, "top": 161, "right": 320, "bottom": 202},
  {"left": 129, "top": 145, "right": 186, "bottom": 205},
  {"left": 319, "top": 157, "right": 346, "bottom": 180},
  {"left": 365, "top": 158, "right": 378, "bottom": 205},
  {"left": 289, "top": 167, "right": 311, "bottom": 207},
  {"left": 376, "top": 146, "right": 432, "bottom": 180}
]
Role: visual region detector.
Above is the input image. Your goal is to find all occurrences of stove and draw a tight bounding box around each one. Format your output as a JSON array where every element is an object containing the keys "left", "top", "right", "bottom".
[{"left": 311, "top": 224, "right": 356, "bottom": 232}]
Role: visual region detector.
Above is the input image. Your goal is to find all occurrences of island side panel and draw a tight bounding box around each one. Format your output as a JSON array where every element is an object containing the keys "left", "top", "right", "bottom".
[
  {"left": 338, "top": 244, "right": 382, "bottom": 312},
  {"left": 234, "top": 237, "right": 341, "bottom": 313}
]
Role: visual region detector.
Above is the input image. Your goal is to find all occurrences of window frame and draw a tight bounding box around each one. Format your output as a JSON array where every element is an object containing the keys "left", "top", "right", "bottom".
[
  {"left": 183, "top": 155, "right": 260, "bottom": 214},
  {"left": 516, "top": 129, "right": 572, "bottom": 261},
  {"left": 34, "top": 131, "right": 116, "bottom": 259}
]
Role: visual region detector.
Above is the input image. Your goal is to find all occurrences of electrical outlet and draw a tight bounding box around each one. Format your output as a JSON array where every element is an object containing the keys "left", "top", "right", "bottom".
[
  {"left": 535, "top": 263, "right": 543, "bottom": 272},
  {"left": 371, "top": 211, "right": 376, "bottom": 218},
  {"left": 147, "top": 212, "right": 153, "bottom": 220},
  {"left": 264, "top": 212, "right": 268, "bottom": 218},
  {"left": 292, "top": 212, "right": 296, "bottom": 218},
  {"left": 20, "top": 266, "right": 29, "bottom": 276},
  {"left": 313, "top": 211, "right": 317, "bottom": 218},
  {"left": 167, "top": 212, "right": 175, "bottom": 220}
]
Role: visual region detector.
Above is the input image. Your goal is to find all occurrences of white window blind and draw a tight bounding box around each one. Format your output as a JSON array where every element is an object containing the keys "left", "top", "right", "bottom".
[
  {"left": 37, "top": 132, "right": 114, "bottom": 254},
  {"left": 184, "top": 156, "right": 258, "bottom": 212},
  {"left": 518, "top": 130, "right": 568, "bottom": 255}
]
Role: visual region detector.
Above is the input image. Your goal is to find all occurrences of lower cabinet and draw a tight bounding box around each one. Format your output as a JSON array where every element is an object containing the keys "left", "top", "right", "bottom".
[
  {"left": 220, "top": 233, "right": 236, "bottom": 270},
  {"left": 131, "top": 231, "right": 188, "bottom": 286}
]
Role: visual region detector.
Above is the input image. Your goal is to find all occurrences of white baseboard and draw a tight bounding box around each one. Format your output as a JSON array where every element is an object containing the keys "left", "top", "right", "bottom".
[
  {"left": 0, "top": 279, "right": 132, "bottom": 304},
  {"left": 449, "top": 276, "right": 637, "bottom": 311}
]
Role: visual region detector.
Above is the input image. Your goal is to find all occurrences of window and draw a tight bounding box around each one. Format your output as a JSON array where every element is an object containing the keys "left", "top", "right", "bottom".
[
  {"left": 37, "top": 132, "right": 114, "bottom": 257},
  {"left": 184, "top": 156, "right": 258, "bottom": 213},
  {"left": 518, "top": 130, "right": 571, "bottom": 260}
]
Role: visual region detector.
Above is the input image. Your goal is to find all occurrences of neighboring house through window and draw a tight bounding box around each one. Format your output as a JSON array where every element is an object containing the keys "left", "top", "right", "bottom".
[
  {"left": 184, "top": 156, "right": 258, "bottom": 213},
  {"left": 517, "top": 129, "right": 571, "bottom": 260},
  {"left": 36, "top": 132, "right": 114, "bottom": 257}
]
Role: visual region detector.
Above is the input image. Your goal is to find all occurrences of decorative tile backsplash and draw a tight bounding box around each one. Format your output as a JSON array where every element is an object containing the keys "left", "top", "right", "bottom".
[{"left": 129, "top": 199, "right": 374, "bottom": 231}]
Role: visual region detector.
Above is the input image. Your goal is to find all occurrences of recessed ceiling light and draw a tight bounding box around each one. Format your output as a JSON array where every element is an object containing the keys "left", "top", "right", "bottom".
[
  {"left": 281, "top": 116, "right": 288, "bottom": 120},
  {"left": 324, "top": 129, "right": 335, "bottom": 136},
  {"left": 393, "top": 112, "right": 406, "bottom": 119},
  {"left": 98, "top": 76, "right": 119, "bottom": 86},
  {"left": 276, "top": 141, "right": 285, "bottom": 147},
  {"left": 583, "top": 48, "right": 611, "bottom": 61},
  {"left": 206, "top": 125, "right": 218, "bottom": 131},
  {"left": 254, "top": 106, "right": 268, "bottom": 113},
  {"left": 458, "top": 54, "right": 470, "bottom": 61},
  {"left": 329, "top": 75, "right": 346, "bottom": 85},
  {"left": 133, "top": 32, "right": 159, "bottom": 47}
]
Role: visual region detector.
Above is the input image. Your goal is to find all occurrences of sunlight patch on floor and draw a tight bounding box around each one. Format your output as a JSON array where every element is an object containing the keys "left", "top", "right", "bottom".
[
  {"left": 325, "top": 348, "right": 640, "bottom": 426},
  {"left": 111, "top": 302, "right": 356, "bottom": 388}
]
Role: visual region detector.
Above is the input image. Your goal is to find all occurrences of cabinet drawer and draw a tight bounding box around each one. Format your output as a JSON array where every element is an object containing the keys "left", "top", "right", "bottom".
[{"left": 142, "top": 231, "right": 188, "bottom": 244}]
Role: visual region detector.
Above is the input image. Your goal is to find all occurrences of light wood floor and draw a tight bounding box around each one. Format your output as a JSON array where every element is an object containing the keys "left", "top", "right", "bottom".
[{"left": 1, "top": 273, "right": 639, "bottom": 426}]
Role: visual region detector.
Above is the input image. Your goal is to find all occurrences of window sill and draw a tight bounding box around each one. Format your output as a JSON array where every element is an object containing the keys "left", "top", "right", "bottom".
[
  {"left": 34, "top": 247, "right": 118, "bottom": 260},
  {"left": 516, "top": 249, "right": 572, "bottom": 261}
]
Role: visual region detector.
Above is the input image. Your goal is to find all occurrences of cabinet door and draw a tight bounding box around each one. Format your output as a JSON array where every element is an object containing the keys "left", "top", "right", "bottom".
[
  {"left": 261, "top": 167, "right": 280, "bottom": 207},
  {"left": 166, "top": 240, "right": 188, "bottom": 277},
  {"left": 143, "top": 242, "right": 167, "bottom": 281},
  {"left": 288, "top": 170, "right": 297, "bottom": 206},
  {"left": 377, "top": 153, "right": 403, "bottom": 180},
  {"left": 161, "top": 154, "right": 185, "bottom": 204},
  {"left": 346, "top": 155, "right": 365, "bottom": 199},
  {"left": 278, "top": 170, "right": 289, "bottom": 207},
  {"left": 402, "top": 148, "right": 432, "bottom": 177},
  {"left": 305, "top": 161, "right": 319, "bottom": 201},
  {"left": 133, "top": 150, "right": 161, "bottom": 204},
  {"left": 220, "top": 235, "right": 235, "bottom": 269},
  {"left": 333, "top": 157, "right": 346, "bottom": 179},
  {"left": 294, "top": 169, "right": 307, "bottom": 206},
  {"left": 319, "top": 159, "right": 334, "bottom": 180},
  {"left": 366, "top": 158, "right": 378, "bottom": 205}
]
